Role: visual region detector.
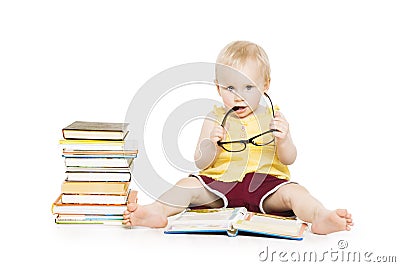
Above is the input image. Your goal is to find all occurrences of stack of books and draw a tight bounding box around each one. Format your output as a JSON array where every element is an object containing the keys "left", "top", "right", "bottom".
[{"left": 52, "top": 121, "right": 138, "bottom": 225}]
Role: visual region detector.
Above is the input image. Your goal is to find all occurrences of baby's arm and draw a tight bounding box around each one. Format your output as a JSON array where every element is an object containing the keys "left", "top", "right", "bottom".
[
  {"left": 194, "top": 118, "right": 225, "bottom": 170},
  {"left": 270, "top": 111, "right": 297, "bottom": 165}
]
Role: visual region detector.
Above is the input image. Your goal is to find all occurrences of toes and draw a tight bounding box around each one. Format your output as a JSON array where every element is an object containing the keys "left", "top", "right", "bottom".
[
  {"left": 128, "top": 190, "right": 138, "bottom": 204},
  {"left": 336, "top": 209, "right": 348, "bottom": 218},
  {"left": 127, "top": 202, "right": 138, "bottom": 212}
]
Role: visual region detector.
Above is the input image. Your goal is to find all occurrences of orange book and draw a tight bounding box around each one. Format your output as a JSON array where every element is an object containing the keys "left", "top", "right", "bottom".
[
  {"left": 52, "top": 194, "right": 127, "bottom": 215},
  {"left": 51, "top": 191, "right": 137, "bottom": 215}
]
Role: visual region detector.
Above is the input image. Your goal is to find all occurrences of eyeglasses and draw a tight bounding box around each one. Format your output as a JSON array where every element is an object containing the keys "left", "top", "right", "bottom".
[{"left": 217, "top": 93, "right": 278, "bottom": 152}]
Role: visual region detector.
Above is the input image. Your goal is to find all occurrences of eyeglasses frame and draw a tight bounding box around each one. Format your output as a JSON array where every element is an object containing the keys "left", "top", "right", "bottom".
[{"left": 217, "top": 93, "right": 278, "bottom": 152}]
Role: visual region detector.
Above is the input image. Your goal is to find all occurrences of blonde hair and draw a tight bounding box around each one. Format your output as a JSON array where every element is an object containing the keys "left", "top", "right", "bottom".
[{"left": 216, "top": 41, "right": 271, "bottom": 86}]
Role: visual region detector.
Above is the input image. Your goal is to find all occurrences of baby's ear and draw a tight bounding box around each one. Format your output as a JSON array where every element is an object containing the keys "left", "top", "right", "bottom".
[
  {"left": 215, "top": 80, "right": 222, "bottom": 96},
  {"left": 263, "top": 79, "right": 271, "bottom": 93}
]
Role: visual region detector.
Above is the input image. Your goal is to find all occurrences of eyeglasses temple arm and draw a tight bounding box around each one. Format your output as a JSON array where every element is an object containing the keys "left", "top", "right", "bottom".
[
  {"left": 220, "top": 107, "right": 238, "bottom": 127},
  {"left": 264, "top": 93, "right": 275, "bottom": 118},
  {"left": 217, "top": 107, "right": 239, "bottom": 147}
]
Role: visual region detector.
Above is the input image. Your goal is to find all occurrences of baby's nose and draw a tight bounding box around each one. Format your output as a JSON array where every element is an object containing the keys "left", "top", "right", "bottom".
[{"left": 233, "top": 93, "right": 245, "bottom": 101}]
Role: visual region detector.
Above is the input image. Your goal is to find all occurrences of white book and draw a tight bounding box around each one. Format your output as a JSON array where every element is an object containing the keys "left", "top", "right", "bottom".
[
  {"left": 65, "top": 165, "right": 134, "bottom": 172},
  {"left": 59, "top": 139, "right": 137, "bottom": 151},
  {"left": 64, "top": 157, "right": 134, "bottom": 168},
  {"left": 52, "top": 204, "right": 127, "bottom": 215},
  {"left": 61, "top": 193, "right": 129, "bottom": 205},
  {"left": 55, "top": 214, "right": 124, "bottom": 225},
  {"left": 66, "top": 171, "right": 131, "bottom": 182},
  {"left": 57, "top": 214, "right": 123, "bottom": 221}
]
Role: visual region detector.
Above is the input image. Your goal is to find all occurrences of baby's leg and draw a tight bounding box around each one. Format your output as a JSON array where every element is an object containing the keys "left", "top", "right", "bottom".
[
  {"left": 123, "top": 177, "right": 223, "bottom": 228},
  {"left": 262, "top": 183, "right": 353, "bottom": 234}
]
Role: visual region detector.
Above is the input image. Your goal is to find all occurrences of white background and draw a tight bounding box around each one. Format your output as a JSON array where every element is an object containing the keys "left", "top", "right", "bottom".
[{"left": 1, "top": 0, "right": 399, "bottom": 266}]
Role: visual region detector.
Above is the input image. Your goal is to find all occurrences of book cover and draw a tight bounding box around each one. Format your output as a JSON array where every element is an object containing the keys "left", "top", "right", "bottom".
[
  {"left": 62, "top": 121, "right": 129, "bottom": 140},
  {"left": 55, "top": 214, "right": 124, "bottom": 225},
  {"left": 61, "top": 181, "right": 130, "bottom": 194},
  {"left": 64, "top": 157, "right": 134, "bottom": 168},
  {"left": 65, "top": 165, "right": 134, "bottom": 173},
  {"left": 61, "top": 191, "right": 129, "bottom": 205},
  {"left": 164, "top": 207, "right": 307, "bottom": 240},
  {"left": 66, "top": 171, "right": 131, "bottom": 182},
  {"left": 63, "top": 150, "right": 138, "bottom": 156},
  {"left": 51, "top": 194, "right": 128, "bottom": 215},
  {"left": 59, "top": 139, "right": 137, "bottom": 151},
  {"left": 62, "top": 154, "right": 137, "bottom": 158}
]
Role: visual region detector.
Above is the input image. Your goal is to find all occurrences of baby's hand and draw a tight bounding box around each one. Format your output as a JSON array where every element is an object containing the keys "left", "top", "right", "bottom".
[
  {"left": 210, "top": 125, "right": 226, "bottom": 145},
  {"left": 270, "top": 111, "right": 290, "bottom": 141}
]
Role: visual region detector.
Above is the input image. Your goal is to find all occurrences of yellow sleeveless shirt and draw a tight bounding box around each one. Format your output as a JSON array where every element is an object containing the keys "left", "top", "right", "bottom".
[{"left": 198, "top": 105, "right": 290, "bottom": 182}]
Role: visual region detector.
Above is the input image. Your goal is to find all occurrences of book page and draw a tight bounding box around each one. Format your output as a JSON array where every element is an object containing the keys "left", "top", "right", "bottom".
[
  {"left": 175, "top": 209, "right": 236, "bottom": 221},
  {"left": 235, "top": 213, "right": 304, "bottom": 236},
  {"left": 166, "top": 208, "right": 246, "bottom": 231}
]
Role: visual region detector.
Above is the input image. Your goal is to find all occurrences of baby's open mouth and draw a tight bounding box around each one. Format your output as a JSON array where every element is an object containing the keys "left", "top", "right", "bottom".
[{"left": 233, "top": 106, "right": 247, "bottom": 111}]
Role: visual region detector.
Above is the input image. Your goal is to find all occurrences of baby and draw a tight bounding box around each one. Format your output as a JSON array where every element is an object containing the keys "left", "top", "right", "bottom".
[{"left": 123, "top": 41, "right": 353, "bottom": 234}]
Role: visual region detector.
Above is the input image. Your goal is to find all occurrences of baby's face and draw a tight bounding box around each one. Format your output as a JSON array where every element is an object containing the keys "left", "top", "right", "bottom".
[{"left": 216, "top": 59, "right": 266, "bottom": 118}]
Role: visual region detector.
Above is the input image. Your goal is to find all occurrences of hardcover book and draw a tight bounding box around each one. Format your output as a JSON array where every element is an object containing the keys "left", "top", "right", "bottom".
[
  {"left": 62, "top": 150, "right": 138, "bottom": 156},
  {"left": 65, "top": 171, "right": 131, "bottom": 182},
  {"left": 65, "top": 165, "right": 134, "bottom": 173},
  {"left": 55, "top": 214, "right": 124, "bottom": 225},
  {"left": 63, "top": 156, "right": 134, "bottom": 168},
  {"left": 62, "top": 121, "right": 129, "bottom": 140},
  {"left": 52, "top": 194, "right": 128, "bottom": 215},
  {"left": 164, "top": 207, "right": 308, "bottom": 240},
  {"left": 61, "top": 181, "right": 130, "bottom": 195},
  {"left": 61, "top": 191, "right": 130, "bottom": 205},
  {"left": 59, "top": 139, "right": 137, "bottom": 151}
]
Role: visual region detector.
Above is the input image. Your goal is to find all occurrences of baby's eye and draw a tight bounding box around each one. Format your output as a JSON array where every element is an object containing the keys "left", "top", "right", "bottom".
[
  {"left": 226, "top": 86, "right": 235, "bottom": 92},
  {"left": 245, "top": 85, "right": 254, "bottom": 91}
]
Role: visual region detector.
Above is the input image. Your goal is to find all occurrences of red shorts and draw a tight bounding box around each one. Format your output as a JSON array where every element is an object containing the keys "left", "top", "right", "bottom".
[{"left": 191, "top": 172, "right": 295, "bottom": 215}]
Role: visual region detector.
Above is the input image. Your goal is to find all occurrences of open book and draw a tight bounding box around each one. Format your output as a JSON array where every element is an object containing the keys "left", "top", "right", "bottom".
[{"left": 164, "top": 207, "right": 308, "bottom": 240}]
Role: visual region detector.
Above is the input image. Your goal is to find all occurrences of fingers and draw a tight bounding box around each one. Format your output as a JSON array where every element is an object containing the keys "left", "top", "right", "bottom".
[
  {"left": 270, "top": 119, "right": 288, "bottom": 136},
  {"left": 270, "top": 111, "right": 289, "bottom": 139},
  {"left": 270, "top": 120, "right": 288, "bottom": 134},
  {"left": 210, "top": 125, "right": 226, "bottom": 144},
  {"left": 274, "top": 110, "right": 285, "bottom": 119}
]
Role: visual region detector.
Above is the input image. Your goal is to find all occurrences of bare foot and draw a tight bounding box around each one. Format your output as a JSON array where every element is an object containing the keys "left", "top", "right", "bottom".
[
  {"left": 122, "top": 191, "right": 168, "bottom": 228},
  {"left": 311, "top": 209, "right": 353, "bottom": 235}
]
